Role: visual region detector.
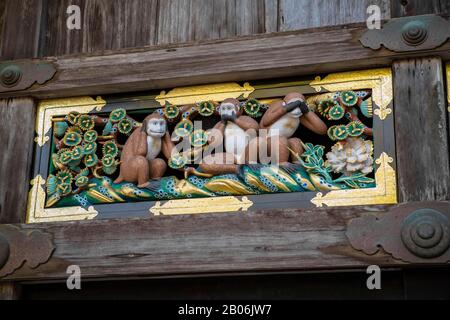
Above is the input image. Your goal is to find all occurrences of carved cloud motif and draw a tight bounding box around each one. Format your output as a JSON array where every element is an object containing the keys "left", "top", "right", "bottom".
[{"left": 0, "top": 225, "right": 55, "bottom": 278}]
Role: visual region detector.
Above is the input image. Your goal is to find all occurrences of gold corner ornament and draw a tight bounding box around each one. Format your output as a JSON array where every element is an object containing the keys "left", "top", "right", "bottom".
[
  {"left": 155, "top": 82, "right": 255, "bottom": 106},
  {"left": 309, "top": 68, "right": 393, "bottom": 120},
  {"left": 26, "top": 175, "right": 98, "bottom": 223},
  {"left": 35, "top": 96, "right": 106, "bottom": 147},
  {"left": 150, "top": 196, "right": 253, "bottom": 216},
  {"left": 311, "top": 152, "right": 397, "bottom": 207}
]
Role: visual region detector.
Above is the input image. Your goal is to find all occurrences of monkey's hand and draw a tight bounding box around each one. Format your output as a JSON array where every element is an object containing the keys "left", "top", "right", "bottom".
[
  {"left": 221, "top": 113, "right": 237, "bottom": 123},
  {"left": 207, "top": 129, "right": 224, "bottom": 147},
  {"left": 284, "top": 100, "right": 310, "bottom": 115}
]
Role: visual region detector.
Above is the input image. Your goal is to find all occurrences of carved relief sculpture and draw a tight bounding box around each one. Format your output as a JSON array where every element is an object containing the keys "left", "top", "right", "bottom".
[{"left": 28, "top": 69, "right": 397, "bottom": 221}]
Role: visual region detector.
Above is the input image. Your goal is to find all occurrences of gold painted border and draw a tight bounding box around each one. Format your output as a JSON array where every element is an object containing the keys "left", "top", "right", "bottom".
[
  {"left": 35, "top": 96, "right": 106, "bottom": 147},
  {"left": 27, "top": 175, "right": 98, "bottom": 223},
  {"left": 151, "top": 196, "right": 253, "bottom": 216},
  {"left": 28, "top": 96, "right": 106, "bottom": 223},
  {"left": 310, "top": 68, "right": 393, "bottom": 120},
  {"left": 309, "top": 68, "right": 396, "bottom": 207},
  {"left": 156, "top": 82, "right": 255, "bottom": 106}
]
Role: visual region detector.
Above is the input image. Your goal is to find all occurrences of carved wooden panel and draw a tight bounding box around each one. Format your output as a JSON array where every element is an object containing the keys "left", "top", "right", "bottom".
[{"left": 27, "top": 68, "right": 397, "bottom": 222}]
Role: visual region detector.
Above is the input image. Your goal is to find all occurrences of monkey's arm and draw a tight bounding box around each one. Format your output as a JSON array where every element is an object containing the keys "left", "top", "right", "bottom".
[
  {"left": 235, "top": 116, "right": 260, "bottom": 131},
  {"left": 260, "top": 106, "right": 287, "bottom": 129},
  {"left": 300, "top": 112, "right": 328, "bottom": 135},
  {"left": 161, "top": 132, "right": 176, "bottom": 159},
  {"left": 207, "top": 121, "right": 226, "bottom": 147},
  {"left": 135, "top": 130, "right": 148, "bottom": 156}
]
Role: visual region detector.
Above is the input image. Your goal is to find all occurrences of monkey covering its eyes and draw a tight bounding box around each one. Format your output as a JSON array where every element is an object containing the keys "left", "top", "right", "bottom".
[{"left": 254, "top": 92, "right": 328, "bottom": 163}]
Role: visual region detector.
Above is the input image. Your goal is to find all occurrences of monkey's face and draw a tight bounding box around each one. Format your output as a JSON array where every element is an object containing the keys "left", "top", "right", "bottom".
[
  {"left": 219, "top": 103, "right": 238, "bottom": 119},
  {"left": 146, "top": 118, "right": 167, "bottom": 138}
]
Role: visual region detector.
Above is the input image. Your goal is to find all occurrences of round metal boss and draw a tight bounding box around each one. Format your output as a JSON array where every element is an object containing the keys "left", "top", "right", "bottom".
[
  {"left": 401, "top": 21, "right": 428, "bottom": 46},
  {"left": 401, "top": 209, "right": 450, "bottom": 258},
  {"left": 0, "top": 65, "right": 22, "bottom": 87}
]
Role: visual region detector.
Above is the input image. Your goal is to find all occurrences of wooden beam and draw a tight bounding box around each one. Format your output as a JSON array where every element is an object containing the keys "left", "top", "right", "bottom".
[
  {"left": 0, "top": 98, "right": 36, "bottom": 224},
  {"left": 1, "top": 204, "right": 412, "bottom": 282},
  {"left": 393, "top": 57, "right": 450, "bottom": 202},
  {"left": 2, "top": 20, "right": 450, "bottom": 99}
]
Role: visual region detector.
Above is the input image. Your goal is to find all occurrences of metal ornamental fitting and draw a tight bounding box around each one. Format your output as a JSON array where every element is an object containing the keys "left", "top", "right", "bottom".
[
  {"left": 0, "top": 65, "right": 22, "bottom": 88},
  {"left": 401, "top": 209, "right": 449, "bottom": 258},
  {"left": 346, "top": 202, "right": 450, "bottom": 263},
  {"left": 360, "top": 14, "right": 450, "bottom": 52},
  {"left": 0, "top": 60, "right": 56, "bottom": 93},
  {"left": 401, "top": 20, "right": 428, "bottom": 46}
]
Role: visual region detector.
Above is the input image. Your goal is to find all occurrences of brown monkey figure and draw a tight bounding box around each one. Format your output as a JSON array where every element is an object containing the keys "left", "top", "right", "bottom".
[
  {"left": 256, "top": 92, "right": 327, "bottom": 163},
  {"left": 114, "top": 112, "right": 174, "bottom": 188},
  {"left": 188, "top": 98, "right": 260, "bottom": 176}
]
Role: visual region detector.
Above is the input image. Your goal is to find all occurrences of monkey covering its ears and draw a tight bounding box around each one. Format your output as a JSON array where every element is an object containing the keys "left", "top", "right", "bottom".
[{"left": 114, "top": 112, "right": 175, "bottom": 188}]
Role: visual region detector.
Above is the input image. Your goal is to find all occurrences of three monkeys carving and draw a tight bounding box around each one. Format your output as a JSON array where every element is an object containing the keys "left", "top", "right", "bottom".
[{"left": 115, "top": 93, "right": 328, "bottom": 186}]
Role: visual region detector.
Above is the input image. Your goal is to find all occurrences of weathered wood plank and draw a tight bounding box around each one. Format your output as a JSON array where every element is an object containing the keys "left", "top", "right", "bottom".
[
  {"left": 441, "top": 0, "right": 450, "bottom": 14},
  {"left": 3, "top": 205, "right": 404, "bottom": 281},
  {"left": 0, "top": 1, "right": 6, "bottom": 57},
  {"left": 391, "top": 0, "right": 443, "bottom": 17},
  {"left": 0, "top": 0, "right": 43, "bottom": 60},
  {"left": 42, "top": 0, "right": 159, "bottom": 56},
  {"left": 264, "top": 0, "right": 279, "bottom": 33},
  {"left": 0, "top": 98, "right": 36, "bottom": 224},
  {"left": 0, "top": 282, "right": 21, "bottom": 300},
  {"left": 235, "top": 0, "right": 266, "bottom": 36},
  {"left": 279, "top": 0, "right": 391, "bottom": 31},
  {"left": 156, "top": 0, "right": 266, "bottom": 45},
  {"left": 3, "top": 21, "right": 450, "bottom": 99},
  {"left": 393, "top": 58, "right": 450, "bottom": 202}
]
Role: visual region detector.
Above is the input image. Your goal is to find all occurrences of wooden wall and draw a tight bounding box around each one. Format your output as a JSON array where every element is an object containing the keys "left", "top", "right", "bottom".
[
  {"left": 2, "top": 0, "right": 450, "bottom": 60},
  {"left": 0, "top": 0, "right": 394, "bottom": 59}
]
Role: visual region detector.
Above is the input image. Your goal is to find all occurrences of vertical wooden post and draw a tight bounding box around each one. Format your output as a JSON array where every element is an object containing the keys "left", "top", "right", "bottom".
[
  {"left": 0, "top": 97, "right": 36, "bottom": 299},
  {"left": 392, "top": 57, "right": 450, "bottom": 202},
  {"left": 0, "top": 98, "right": 36, "bottom": 224},
  {"left": 0, "top": 282, "right": 22, "bottom": 300}
]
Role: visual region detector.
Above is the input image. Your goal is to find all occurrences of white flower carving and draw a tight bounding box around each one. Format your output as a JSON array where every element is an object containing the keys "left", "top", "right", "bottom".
[{"left": 326, "top": 138, "right": 374, "bottom": 176}]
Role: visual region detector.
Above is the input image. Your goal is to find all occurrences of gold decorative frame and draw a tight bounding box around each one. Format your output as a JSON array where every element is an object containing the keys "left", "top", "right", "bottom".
[
  {"left": 156, "top": 82, "right": 255, "bottom": 106},
  {"left": 309, "top": 68, "right": 396, "bottom": 207},
  {"left": 35, "top": 96, "right": 106, "bottom": 147},
  {"left": 27, "top": 70, "right": 397, "bottom": 222},
  {"left": 151, "top": 196, "right": 253, "bottom": 216},
  {"left": 27, "top": 96, "right": 106, "bottom": 223},
  {"left": 309, "top": 68, "right": 393, "bottom": 120}
]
